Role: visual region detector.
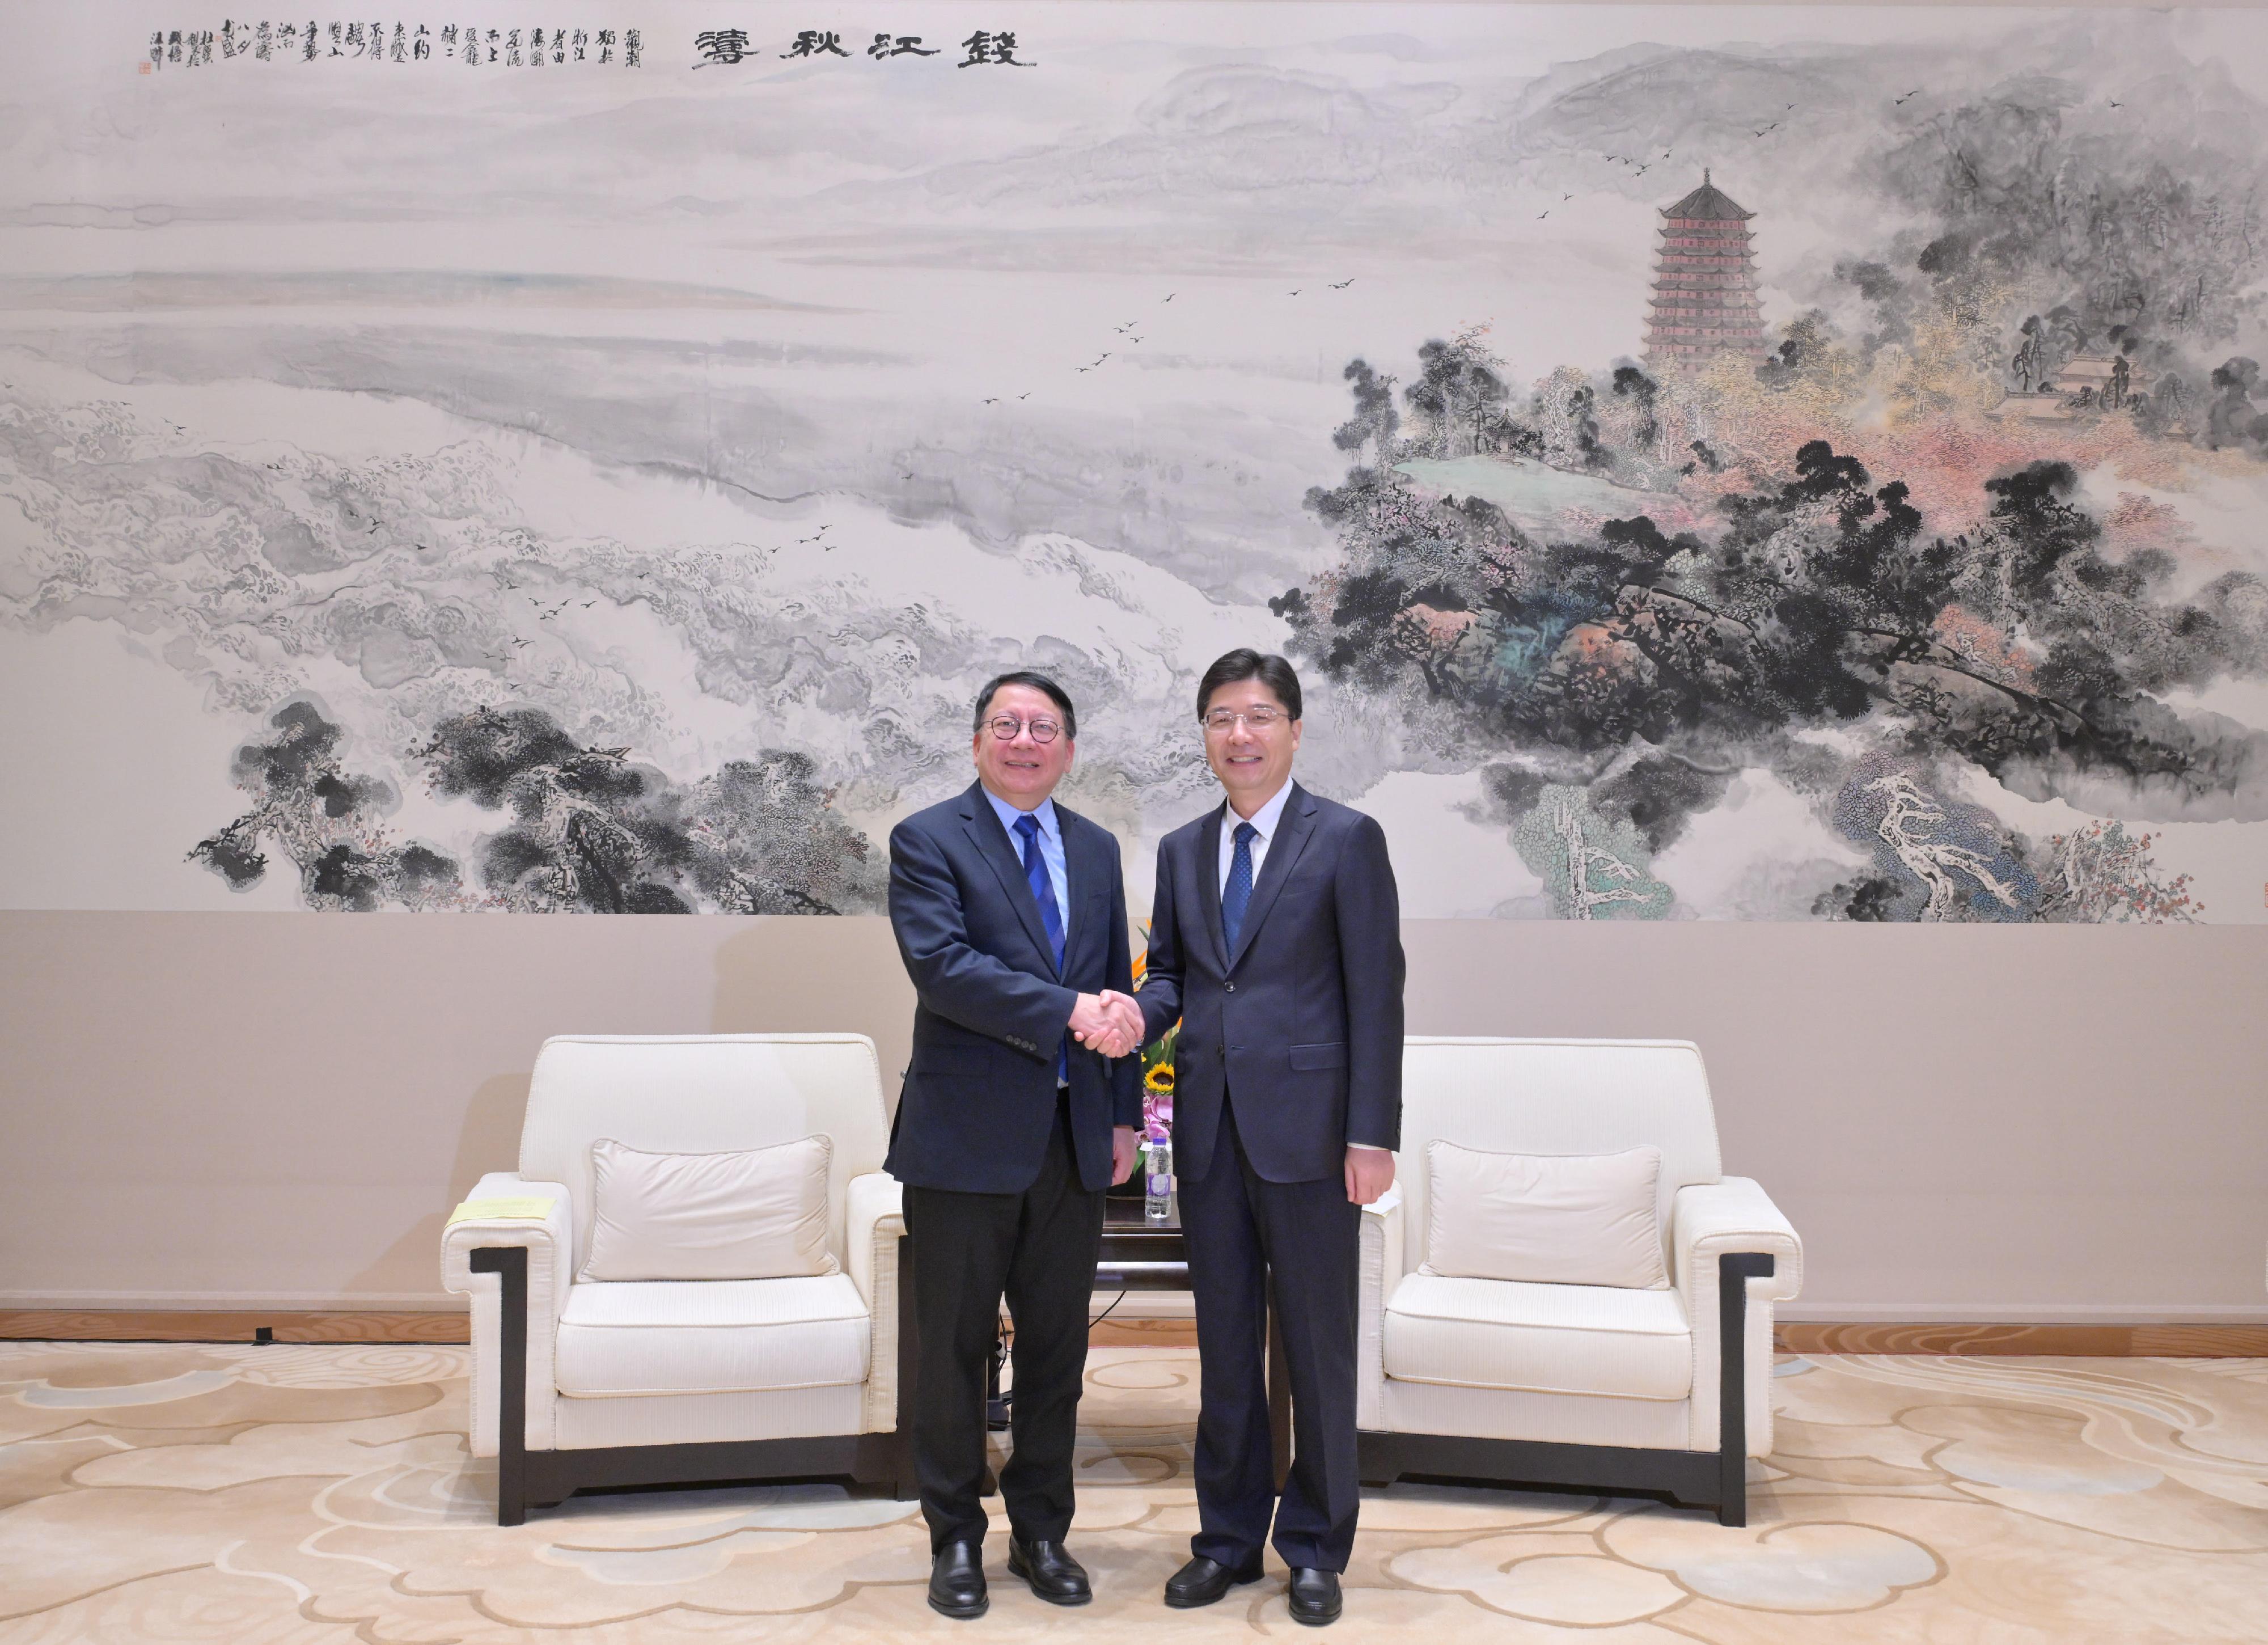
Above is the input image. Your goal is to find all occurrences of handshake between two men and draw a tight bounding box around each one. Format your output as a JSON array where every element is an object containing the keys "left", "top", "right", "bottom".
[
  {"left": 1068, "top": 988, "right": 1146, "bottom": 1061},
  {"left": 1068, "top": 980, "right": 1392, "bottom": 1209}
]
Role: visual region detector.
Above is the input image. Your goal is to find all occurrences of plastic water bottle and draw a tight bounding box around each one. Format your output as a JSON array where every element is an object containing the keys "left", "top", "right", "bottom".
[{"left": 1145, "top": 1134, "right": 1174, "bottom": 1224}]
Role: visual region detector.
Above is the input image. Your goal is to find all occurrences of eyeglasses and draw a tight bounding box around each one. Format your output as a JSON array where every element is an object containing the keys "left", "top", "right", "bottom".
[
  {"left": 1202, "top": 708, "right": 1286, "bottom": 733},
  {"left": 984, "top": 715, "right": 1064, "bottom": 744}
]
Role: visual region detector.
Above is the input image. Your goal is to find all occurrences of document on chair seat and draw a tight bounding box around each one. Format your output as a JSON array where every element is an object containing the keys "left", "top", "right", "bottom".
[{"left": 447, "top": 1196, "right": 558, "bottom": 1225}]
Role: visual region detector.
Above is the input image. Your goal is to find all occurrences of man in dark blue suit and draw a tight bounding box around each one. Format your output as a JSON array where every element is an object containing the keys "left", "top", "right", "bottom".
[
  {"left": 886, "top": 671, "right": 1144, "bottom": 1621},
  {"left": 1131, "top": 650, "right": 1403, "bottom": 1627}
]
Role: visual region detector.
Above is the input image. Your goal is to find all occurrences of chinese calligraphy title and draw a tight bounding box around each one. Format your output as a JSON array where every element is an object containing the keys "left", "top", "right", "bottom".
[{"left": 702, "top": 28, "right": 1031, "bottom": 66}]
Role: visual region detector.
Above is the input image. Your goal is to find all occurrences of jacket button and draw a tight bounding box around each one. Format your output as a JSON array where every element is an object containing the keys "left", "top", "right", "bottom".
[{"left": 1224, "top": 982, "right": 1235, "bottom": 993}]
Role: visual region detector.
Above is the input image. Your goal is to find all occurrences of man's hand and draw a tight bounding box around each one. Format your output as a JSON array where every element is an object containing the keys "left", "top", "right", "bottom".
[
  {"left": 1069, "top": 991, "right": 1141, "bottom": 1059},
  {"left": 1344, "top": 1147, "right": 1395, "bottom": 1206},
  {"left": 1112, "top": 1124, "right": 1139, "bottom": 1185},
  {"left": 1098, "top": 989, "right": 1145, "bottom": 1052}
]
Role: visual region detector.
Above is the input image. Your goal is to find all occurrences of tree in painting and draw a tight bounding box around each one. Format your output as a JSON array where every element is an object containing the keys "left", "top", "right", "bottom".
[
  {"left": 1512, "top": 785, "right": 1674, "bottom": 920},
  {"left": 191, "top": 699, "right": 464, "bottom": 910},
  {"left": 413, "top": 705, "right": 886, "bottom": 915}
]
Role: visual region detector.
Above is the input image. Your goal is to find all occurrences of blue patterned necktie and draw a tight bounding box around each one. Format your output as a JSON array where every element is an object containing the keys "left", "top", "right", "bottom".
[
  {"left": 1013, "top": 812, "right": 1069, "bottom": 1081},
  {"left": 1221, "top": 820, "right": 1258, "bottom": 954}
]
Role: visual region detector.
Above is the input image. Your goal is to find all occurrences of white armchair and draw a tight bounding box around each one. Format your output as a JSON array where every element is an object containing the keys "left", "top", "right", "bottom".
[
  {"left": 1358, "top": 1038, "right": 1801, "bottom": 1525},
  {"left": 440, "top": 1034, "right": 909, "bottom": 1524}
]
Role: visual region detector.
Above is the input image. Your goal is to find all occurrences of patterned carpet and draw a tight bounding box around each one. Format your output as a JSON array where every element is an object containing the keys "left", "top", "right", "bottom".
[{"left": 3, "top": 1343, "right": 2266, "bottom": 1642}]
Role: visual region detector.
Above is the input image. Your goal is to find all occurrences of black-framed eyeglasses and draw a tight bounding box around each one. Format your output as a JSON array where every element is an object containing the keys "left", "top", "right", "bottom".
[
  {"left": 1203, "top": 707, "right": 1285, "bottom": 733},
  {"left": 985, "top": 715, "right": 1064, "bottom": 744}
]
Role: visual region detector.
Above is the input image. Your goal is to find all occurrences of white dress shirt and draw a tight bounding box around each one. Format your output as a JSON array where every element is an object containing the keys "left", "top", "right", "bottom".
[
  {"left": 1218, "top": 781, "right": 1384, "bottom": 1155},
  {"left": 1216, "top": 779, "right": 1294, "bottom": 895}
]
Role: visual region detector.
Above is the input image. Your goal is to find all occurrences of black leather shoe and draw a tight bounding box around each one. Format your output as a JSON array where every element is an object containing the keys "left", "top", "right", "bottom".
[
  {"left": 928, "top": 1543, "right": 988, "bottom": 1620},
  {"left": 1287, "top": 1567, "right": 1343, "bottom": 1626},
  {"left": 1163, "top": 1553, "right": 1265, "bottom": 1609},
  {"left": 1007, "top": 1537, "right": 1092, "bottom": 1605}
]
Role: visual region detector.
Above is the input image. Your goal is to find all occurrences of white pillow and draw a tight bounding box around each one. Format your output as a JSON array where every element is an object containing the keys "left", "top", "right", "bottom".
[
  {"left": 579, "top": 1135, "right": 838, "bottom": 1283},
  {"left": 1421, "top": 1141, "right": 1669, "bottom": 1289}
]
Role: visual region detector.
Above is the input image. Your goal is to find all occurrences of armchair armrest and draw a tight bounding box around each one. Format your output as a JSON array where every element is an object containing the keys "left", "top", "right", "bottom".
[
  {"left": 1673, "top": 1177, "right": 1802, "bottom": 1300},
  {"left": 845, "top": 1171, "right": 905, "bottom": 1434},
  {"left": 439, "top": 1172, "right": 572, "bottom": 1457},
  {"left": 1672, "top": 1177, "right": 1802, "bottom": 1460},
  {"left": 1356, "top": 1183, "right": 1404, "bottom": 1431}
]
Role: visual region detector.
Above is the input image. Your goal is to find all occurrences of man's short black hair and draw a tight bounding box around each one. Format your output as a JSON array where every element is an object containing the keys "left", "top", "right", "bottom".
[
  {"left": 973, "top": 670, "right": 1077, "bottom": 740},
  {"left": 1196, "top": 649, "right": 1303, "bottom": 722}
]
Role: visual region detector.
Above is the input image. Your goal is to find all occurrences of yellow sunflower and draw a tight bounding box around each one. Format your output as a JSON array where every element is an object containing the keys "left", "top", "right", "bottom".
[{"left": 1144, "top": 1064, "right": 1175, "bottom": 1095}]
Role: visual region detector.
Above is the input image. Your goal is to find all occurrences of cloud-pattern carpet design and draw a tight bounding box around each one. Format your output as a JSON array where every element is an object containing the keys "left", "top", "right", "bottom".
[{"left": 3, "top": 1344, "right": 2265, "bottom": 1640}]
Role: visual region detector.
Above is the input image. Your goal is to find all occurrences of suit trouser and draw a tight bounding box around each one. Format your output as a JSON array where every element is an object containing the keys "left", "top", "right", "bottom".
[
  {"left": 1180, "top": 1097, "right": 1364, "bottom": 1571},
  {"left": 901, "top": 1094, "right": 1105, "bottom": 1553}
]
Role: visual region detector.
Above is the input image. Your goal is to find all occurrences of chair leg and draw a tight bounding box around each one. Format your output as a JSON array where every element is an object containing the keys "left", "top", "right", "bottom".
[
  {"left": 888, "top": 1423, "right": 921, "bottom": 1502},
  {"left": 1715, "top": 1253, "right": 1775, "bottom": 1528},
  {"left": 469, "top": 1246, "right": 531, "bottom": 1528},
  {"left": 890, "top": 1232, "right": 924, "bottom": 1502},
  {"left": 1357, "top": 1431, "right": 1399, "bottom": 1490}
]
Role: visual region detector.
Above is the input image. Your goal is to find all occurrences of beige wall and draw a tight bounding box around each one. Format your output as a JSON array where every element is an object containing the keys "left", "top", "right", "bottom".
[{"left": 2, "top": 910, "right": 2262, "bottom": 1320}]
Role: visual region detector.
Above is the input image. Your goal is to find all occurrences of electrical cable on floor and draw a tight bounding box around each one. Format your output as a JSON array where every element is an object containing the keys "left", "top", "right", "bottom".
[
  {"left": 994, "top": 1291, "right": 1135, "bottom": 1428},
  {"left": 988, "top": 1315, "right": 1015, "bottom": 1430}
]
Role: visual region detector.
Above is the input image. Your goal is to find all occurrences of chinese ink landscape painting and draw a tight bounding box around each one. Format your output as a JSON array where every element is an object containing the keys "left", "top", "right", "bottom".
[{"left": 2, "top": 2, "right": 2265, "bottom": 921}]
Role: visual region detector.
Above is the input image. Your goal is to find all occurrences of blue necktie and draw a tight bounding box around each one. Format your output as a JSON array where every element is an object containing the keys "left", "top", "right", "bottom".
[
  {"left": 1221, "top": 821, "right": 1258, "bottom": 955},
  {"left": 1013, "top": 813, "right": 1069, "bottom": 1081}
]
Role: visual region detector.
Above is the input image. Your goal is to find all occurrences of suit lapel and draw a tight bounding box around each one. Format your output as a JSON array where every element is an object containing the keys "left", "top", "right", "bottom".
[
  {"left": 1056, "top": 803, "right": 1105, "bottom": 973},
  {"left": 957, "top": 783, "right": 1060, "bottom": 978},
  {"left": 1195, "top": 805, "right": 1228, "bottom": 971},
  {"left": 1227, "top": 784, "right": 1318, "bottom": 972}
]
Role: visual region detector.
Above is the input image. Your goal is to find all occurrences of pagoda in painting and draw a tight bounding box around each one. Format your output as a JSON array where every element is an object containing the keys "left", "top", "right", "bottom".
[{"left": 1643, "top": 171, "right": 1767, "bottom": 367}]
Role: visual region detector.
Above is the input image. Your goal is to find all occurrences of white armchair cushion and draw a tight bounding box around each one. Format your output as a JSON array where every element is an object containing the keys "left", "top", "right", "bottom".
[
  {"left": 1383, "top": 1272, "right": 1692, "bottom": 1401},
  {"left": 555, "top": 1275, "right": 872, "bottom": 1397},
  {"left": 579, "top": 1135, "right": 838, "bottom": 1283},
  {"left": 1421, "top": 1141, "right": 1669, "bottom": 1289}
]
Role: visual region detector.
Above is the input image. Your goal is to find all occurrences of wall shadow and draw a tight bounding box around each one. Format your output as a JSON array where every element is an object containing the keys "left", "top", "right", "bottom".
[
  {"left": 344, "top": 1070, "right": 530, "bottom": 1297},
  {"left": 710, "top": 916, "right": 914, "bottom": 1117},
  {"left": 345, "top": 1210, "right": 449, "bottom": 1300},
  {"left": 447, "top": 1073, "right": 535, "bottom": 1199}
]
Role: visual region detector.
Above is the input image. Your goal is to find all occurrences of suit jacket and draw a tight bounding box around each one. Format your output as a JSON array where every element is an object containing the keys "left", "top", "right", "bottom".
[
  {"left": 1137, "top": 782, "right": 1404, "bottom": 1184},
  {"left": 885, "top": 781, "right": 1141, "bottom": 1194}
]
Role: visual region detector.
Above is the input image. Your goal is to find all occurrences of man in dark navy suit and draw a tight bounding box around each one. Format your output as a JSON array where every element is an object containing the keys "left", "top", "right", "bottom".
[
  {"left": 886, "top": 671, "right": 1144, "bottom": 1621},
  {"left": 1131, "top": 650, "right": 1403, "bottom": 1627}
]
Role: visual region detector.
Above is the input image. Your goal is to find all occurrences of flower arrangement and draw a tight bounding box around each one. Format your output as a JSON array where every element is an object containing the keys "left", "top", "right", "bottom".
[
  {"left": 1131, "top": 925, "right": 1178, "bottom": 1143},
  {"left": 1140, "top": 1026, "right": 1178, "bottom": 1139}
]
